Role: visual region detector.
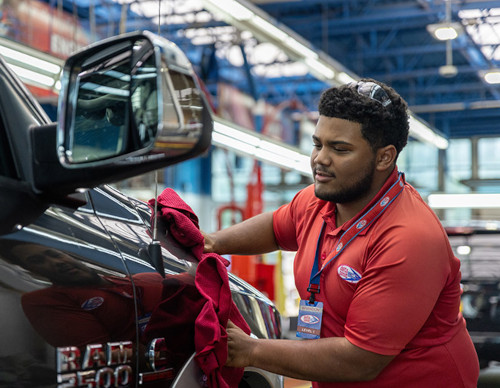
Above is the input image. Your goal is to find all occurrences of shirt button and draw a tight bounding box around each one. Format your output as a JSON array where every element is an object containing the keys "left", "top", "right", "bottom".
[{"left": 321, "top": 253, "right": 326, "bottom": 262}]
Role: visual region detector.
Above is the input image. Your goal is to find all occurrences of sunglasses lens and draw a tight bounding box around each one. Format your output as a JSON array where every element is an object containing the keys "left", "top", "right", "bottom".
[{"left": 349, "top": 81, "right": 392, "bottom": 107}]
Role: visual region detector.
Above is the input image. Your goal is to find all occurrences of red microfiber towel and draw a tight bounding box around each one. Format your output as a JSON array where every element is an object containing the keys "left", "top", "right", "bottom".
[
  {"left": 194, "top": 253, "right": 251, "bottom": 388},
  {"left": 148, "top": 188, "right": 203, "bottom": 252},
  {"left": 143, "top": 271, "right": 205, "bottom": 372},
  {"left": 147, "top": 188, "right": 250, "bottom": 387}
]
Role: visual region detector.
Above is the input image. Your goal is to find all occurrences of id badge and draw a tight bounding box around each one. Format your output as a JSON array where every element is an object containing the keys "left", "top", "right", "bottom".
[{"left": 296, "top": 300, "right": 323, "bottom": 339}]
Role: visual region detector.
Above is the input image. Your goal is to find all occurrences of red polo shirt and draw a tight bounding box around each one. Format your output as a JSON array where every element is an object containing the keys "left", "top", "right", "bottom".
[{"left": 273, "top": 169, "right": 479, "bottom": 387}]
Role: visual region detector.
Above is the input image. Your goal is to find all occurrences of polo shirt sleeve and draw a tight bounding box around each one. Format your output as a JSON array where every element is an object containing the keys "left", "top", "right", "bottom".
[
  {"left": 343, "top": 213, "right": 459, "bottom": 356},
  {"left": 273, "top": 204, "right": 299, "bottom": 252},
  {"left": 273, "top": 186, "right": 315, "bottom": 252}
]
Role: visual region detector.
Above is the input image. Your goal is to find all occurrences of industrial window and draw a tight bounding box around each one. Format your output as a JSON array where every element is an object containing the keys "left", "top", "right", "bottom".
[
  {"left": 446, "top": 138, "right": 471, "bottom": 192},
  {"left": 478, "top": 137, "right": 500, "bottom": 181}
]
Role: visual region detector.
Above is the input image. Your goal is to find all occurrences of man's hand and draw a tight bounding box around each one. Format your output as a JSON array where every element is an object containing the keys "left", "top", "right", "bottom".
[
  {"left": 226, "top": 320, "right": 257, "bottom": 368},
  {"left": 201, "top": 231, "right": 216, "bottom": 253}
]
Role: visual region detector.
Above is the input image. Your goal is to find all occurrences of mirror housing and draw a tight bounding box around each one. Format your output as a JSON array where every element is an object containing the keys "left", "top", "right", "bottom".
[{"left": 33, "top": 31, "right": 212, "bottom": 194}]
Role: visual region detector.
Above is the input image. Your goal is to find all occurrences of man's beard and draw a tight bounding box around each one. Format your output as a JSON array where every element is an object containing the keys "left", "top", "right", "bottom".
[{"left": 314, "top": 162, "right": 376, "bottom": 203}]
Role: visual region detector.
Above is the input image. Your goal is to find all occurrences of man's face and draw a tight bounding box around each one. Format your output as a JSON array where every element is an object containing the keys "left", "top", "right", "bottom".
[{"left": 311, "top": 116, "right": 377, "bottom": 203}]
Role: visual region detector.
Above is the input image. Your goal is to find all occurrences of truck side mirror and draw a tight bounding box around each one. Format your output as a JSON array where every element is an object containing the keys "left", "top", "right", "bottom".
[
  {"left": 31, "top": 31, "right": 212, "bottom": 194},
  {"left": 57, "top": 30, "right": 212, "bottom": 167}
]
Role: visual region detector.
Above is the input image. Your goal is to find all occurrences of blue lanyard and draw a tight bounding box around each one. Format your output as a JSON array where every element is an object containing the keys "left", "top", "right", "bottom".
[{"left": 307, "top": 172, "right": 405, "bottom": 304}]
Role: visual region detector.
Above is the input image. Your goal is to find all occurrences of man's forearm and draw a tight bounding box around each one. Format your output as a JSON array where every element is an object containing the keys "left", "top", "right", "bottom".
[
  {"left": 227, "top": 326, "right": 394, "bottom": 383},
  {"left": 207, "top": 212, "right": 279, "bottom": 255}
]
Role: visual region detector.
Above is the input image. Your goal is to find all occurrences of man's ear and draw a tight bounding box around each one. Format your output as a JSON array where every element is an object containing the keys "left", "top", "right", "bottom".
[{"left": 376, "top": 145, "right": 397, "bottom": 171}]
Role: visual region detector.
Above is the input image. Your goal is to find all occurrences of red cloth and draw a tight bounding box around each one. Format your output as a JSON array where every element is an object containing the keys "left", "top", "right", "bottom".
[
  {"left": 148, "top": 188, "right": 250, "bottom": 387},
  {"left": 143, "top": 272, "right": 205, "bottom": 371},
  {"left": 273, "top": 168, "right": 479, "bottom": 387},
  {"left": 149, "top": 188, "right": 203, "bottom": 254}
]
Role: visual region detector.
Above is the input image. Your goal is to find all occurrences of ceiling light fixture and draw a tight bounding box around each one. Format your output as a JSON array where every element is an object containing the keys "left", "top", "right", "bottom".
[
  {"left": 206, "top": 0, "right": 253, "bottom": 20},
  {"left": 427, "top": 0, "right": 461, "bottom": 77},
  {"left": 483, "top": 69, "right": 500, "bottom": 84},
  {"left": 427, "top": 193, "right": 500, "bottom": 209},
  {"left": 0, "top": 45, "right": 61, "bottom": 75},
  {"left": 305, "top": 57, "right": 335, "bottom": 79},
  {"left": 250, "top": 15, "right": 288, "bottom": 42},
  {"left": 0, "top": 36, "right": 63, "bottom": 90},
  {"left": 8, "top": 64, "right": 56, "bottom": 88},
  {"left": 426, "top": 22, "right": 463, "bottom": 41},
  {"left": 427, "top": 0, "right": 463, "bottom": 42},
  {"left": 409, "top": 115, "right": 449, "bottom": 149},
  {"left": 337, "top": 72, "right": 357, "bottom": 84},
  {"left": 284, "top": 36, "right": 318, "bottom": 59},
  {"left": 212, "top": 117, "right": 311, "bottom": 175}
]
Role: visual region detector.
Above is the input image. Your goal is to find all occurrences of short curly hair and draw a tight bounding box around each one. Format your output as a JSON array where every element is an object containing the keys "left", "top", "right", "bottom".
[{"left": 318, "top": 78, "right": 409, "bottom": 157}]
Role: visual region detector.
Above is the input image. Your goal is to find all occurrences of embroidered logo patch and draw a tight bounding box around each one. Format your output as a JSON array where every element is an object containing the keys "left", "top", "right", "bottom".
[
  {"left": 81, "top": 297, "right": 104, "bottom": 310},
  {"left": 356, "top": 220, "right": 367, "bottom": 229},
  {"left": 380, "top": 196, "right": 390, "bottom": 206},
  {"left": 338, "top": 265, "right": 362, "bottom": 283}
]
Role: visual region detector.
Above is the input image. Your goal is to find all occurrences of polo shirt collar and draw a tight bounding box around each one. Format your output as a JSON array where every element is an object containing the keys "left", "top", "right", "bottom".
[{"left": 321, "top": 167, "right": 401, "bottom": 236}]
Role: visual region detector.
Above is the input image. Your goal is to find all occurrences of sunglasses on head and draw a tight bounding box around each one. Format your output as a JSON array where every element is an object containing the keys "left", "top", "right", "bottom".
[{"left": 348, "top": 81, "right": 392, "bottom": 107}]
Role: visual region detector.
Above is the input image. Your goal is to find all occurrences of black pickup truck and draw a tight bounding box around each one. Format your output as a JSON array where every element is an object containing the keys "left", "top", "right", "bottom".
[{"left": 0, "top": 31, "right": 282, "bottom": 388}]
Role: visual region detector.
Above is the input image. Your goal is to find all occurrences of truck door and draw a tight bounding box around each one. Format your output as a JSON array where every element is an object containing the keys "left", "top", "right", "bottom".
[
  {"left": 0, "top": 192, "right": 138, "bottom": 387},
  {"left": 88, "top": 185, "right": 204, "bottom": 388}
]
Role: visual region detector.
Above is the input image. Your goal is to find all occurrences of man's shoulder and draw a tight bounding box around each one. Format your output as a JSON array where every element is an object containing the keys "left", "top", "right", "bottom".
[
  {"left": 380, "top": 184, "right": 447, "bottom": 238},
  {"left": 400, "top": 183, "right": 441, "bottom": 223}
]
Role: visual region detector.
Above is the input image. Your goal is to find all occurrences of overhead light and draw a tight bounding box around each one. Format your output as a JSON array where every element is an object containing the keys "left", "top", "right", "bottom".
[
  {"left": 212, "top": 117, "right": 311, "bottom": 175},
  {"left": 212, "top": 131, "right": 256, "bottom": 155},
  {"left": 0, "top": 45, "right": 61, "bottom": 75},
  {"left": 284, "top": 37, "right": 318, "bottom": 59},
  {"left": 427, "top": 22, "right": 463, "bottom": 40},
  {"left": 456, "top": 245, "right": 471, "bottom": 255},
  {"left": 483, "top": 69, "right": 500, "bottom": 84},
  {"left": 203, "top": 0, "right": 253, "bottom": 20},
  {"left": 250, "top": 15, "right": 288, "bottom": 42},
  {"left": 439, "top": 64, "right": 458, "bottom": 77},
  {"left": 427, "top": 0, "right": 463, "bottom": 41},
  {"left": 409, "top": 115, "right": 448, "bottom": 149},
  {"left": 428, "top": 1, "right": 460, "bottom": 79},
  {"left": 212, "top": 120, "right": 260, "bottom": 146},
  {"left": 428, "top": 193, "right": 500, "bottom": 208},
  {"left": 305, "top": 57, "right": 335, "bottom": 80},
  {"left": 0, "top": 36, "right": 62, "bottom": 90},
  {"left": 337, "top": 72, "right": 357, "bottom": 84},
  {"left": 8, "top": 64, "right": 56, "bottom": 88}
]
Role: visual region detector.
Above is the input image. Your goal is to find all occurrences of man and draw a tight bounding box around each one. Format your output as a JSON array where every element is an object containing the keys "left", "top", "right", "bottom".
[{"left": 203, "top": 79, "right": 479, "bottom": 387}]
